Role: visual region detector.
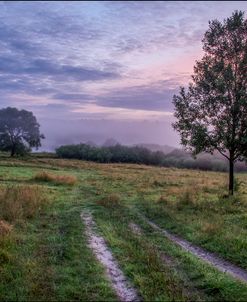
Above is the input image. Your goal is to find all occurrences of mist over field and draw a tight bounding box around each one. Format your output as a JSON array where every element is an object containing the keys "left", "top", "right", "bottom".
[{"left": 40, "top": 118, "right": 179, "bottom": 151}]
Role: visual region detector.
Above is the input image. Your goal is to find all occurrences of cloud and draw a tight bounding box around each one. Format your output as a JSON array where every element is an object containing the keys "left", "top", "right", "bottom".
[
  {"left": 0, "top": 21, "right": 47, "bottom": 58},
  {"left": 94, "top": 77, "right": 186, "bottom": 112},
  {"left": 1, "top": 1, "right": 247, "bottom": 150},
  {"left": 52, "top": 93, "right": 93, "bottom": 101},
  {"left": 0, "top": 56, "right": 120, "bottom": 80}
]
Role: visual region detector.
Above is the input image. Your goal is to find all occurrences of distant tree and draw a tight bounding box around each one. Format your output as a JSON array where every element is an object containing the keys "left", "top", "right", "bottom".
[
  {"left": 0, "top": 107, "right": 44, "bottom": 156},
  {"left": 173, "top": 11, "right": 247, "bottom": 195},
  {"left": 103, "top": 138, "right": 119, "bottom": 147}
]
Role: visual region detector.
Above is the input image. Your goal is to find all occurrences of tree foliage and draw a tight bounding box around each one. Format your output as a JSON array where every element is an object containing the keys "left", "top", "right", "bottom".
[
  {"left": 55, "top": 143, "right": 247, "bottom": 172},
  {"left": 0, "top": 107, "right": 44, "bottom": 156},
  {"left": 172, "top": 11, "right": 247, "bottom": 194}
]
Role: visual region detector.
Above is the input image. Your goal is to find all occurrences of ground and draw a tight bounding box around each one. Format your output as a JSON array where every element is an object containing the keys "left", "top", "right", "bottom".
[{"left": 0, "top": 155, "right": 247, "bottom": 301}]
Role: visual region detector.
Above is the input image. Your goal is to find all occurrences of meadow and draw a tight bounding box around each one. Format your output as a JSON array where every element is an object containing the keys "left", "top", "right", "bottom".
[{"left": 0, "top": 155, "right": 247, "bottom": 301}]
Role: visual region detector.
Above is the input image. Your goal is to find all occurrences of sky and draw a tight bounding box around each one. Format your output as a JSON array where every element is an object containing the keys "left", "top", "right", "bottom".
[{"left": 1, "top": 1, "right": 247, "bottom": 150}]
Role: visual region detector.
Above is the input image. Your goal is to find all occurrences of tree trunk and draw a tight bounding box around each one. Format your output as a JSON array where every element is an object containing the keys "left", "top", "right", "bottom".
[
  {"left": 229, "top": 155, "right": 234, "bottom": 195},
  {"left": 10, "top": 145, "right": 15, "bottom": 157}
]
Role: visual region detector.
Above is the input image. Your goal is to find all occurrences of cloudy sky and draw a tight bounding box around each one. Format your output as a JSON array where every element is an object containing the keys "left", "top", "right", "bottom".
[{"left": 1, "top": 1, "right": 247, "bottom": 149}]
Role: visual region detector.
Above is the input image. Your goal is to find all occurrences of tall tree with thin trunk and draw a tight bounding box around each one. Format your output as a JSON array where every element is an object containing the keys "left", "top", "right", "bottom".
[
  {"left": 0, "top": 107, "right": 44, "bottom": 156},
  {"left": 172, "top": 11, "right": 247, "bottom": 195}
]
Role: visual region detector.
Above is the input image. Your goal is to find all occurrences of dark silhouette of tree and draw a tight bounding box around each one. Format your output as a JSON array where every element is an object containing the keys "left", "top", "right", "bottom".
[
  {"left": 0, "top": 107, "right": 44, "bottom": 156},
  {"left": 173, "top": 11, "right": 247, "bottom": 195}
]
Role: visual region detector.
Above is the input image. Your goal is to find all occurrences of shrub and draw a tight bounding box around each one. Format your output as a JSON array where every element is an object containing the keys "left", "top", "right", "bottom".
[
  {"left": 0, "top": 185, "right": 47, "bottom": 222},
  {"left": 33, "top": 171, "right": 77, "bottom": 185}
]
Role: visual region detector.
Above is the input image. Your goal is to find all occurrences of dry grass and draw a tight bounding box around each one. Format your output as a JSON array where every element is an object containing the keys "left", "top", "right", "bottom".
[
  {"left": 0, "top": 185, "right": 48, "bottom": 222},
  {"left": 157, "top": 196, "right": 170, "bottom": 205},
  {"left": 96, "top": 193, "right": 121, "bottom": 208},
  {"left": 176, "top": 185, "right": 201, "bottom": 208},
  {"left": 33, "top": 171, "right": 77, "bottom": 185},
  {"left": 200, "top": 222, "right": 222, "bottom": 236},
  {"left": 0, "top": 220, "right": 13, "bottom": 237},
  {"left": 0, "top": 220, "right": 13, "bottom": 252}
]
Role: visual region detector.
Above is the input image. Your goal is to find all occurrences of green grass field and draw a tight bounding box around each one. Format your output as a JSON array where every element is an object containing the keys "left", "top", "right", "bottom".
[{"left": 0, "top": 156, "right": 247, "bottom": 301}]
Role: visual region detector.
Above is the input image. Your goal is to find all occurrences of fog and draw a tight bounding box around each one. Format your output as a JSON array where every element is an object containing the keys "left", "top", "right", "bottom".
[{"left": 39, "top": 118, "right": 180, "bottom": 151}]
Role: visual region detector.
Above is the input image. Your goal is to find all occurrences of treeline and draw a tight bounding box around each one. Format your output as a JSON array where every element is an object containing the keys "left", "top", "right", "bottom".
[
  {"left": 56, "top": 144, "right": 162, "bottom": 165},
  {"left": 55, "top": 143, "right": 247, "bottom": 172}
]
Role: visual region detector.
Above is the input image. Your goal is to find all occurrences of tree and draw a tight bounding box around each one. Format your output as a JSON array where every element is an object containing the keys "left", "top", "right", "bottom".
[
  {"left": 172, "top": 11, "right": 247, "bottom": 195},
  {"left": 0, "top": 107, "right": 44, "bottom": 156}
]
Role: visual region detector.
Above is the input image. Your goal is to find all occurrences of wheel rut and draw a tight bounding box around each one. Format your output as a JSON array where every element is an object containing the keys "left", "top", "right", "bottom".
[
  {"left": 81, "top": 212, "right": 140, "bottom": 302},
  {"left": 143, "top": 216, "right": 247, "bottom": 284}
]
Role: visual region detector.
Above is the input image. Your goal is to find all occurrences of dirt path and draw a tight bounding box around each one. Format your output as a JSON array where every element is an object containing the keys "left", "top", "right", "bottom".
[
  {"left": 81, "top": 212, "right": 140, "bottom": 302},
  {"left": 143, "top": 216, "right": 247, "bottom": 284}
]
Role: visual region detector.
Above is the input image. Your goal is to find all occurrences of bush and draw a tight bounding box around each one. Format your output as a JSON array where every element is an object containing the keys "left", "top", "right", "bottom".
[{"left": 33, "top": 171, "right": 77, "bottom": 185}]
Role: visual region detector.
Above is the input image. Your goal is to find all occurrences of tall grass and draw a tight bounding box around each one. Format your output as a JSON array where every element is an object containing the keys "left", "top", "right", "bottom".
[
  {"left": 0, "top": 220, "right": 13, "bottom": 237},
  {"left": 0, "top": 220, "right": 13, "bottom": 267},
  {"left": 33, "top": 171, "right": 77, "bottom": 185},
  {"left": 0, "top": 185, "right": 47, "bottom": 222},
  {"left": 96, "top": 193, "right": 121, "bottom": 208}
]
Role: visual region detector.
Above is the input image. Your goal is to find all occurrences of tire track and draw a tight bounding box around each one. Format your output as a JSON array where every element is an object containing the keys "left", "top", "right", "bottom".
[
  {"left": 81, "top": 212, "right": 140, "bottom": 302},
  {"left": 142, "top": 215, "right": 247, "bottom": 283}
]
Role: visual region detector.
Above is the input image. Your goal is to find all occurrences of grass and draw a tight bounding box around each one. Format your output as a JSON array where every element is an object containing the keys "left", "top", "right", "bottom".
[
  {"left": 96, "top": 193, "right": 121, "bottom": 208},
  {"left": 0, "top": 185, "right": 48, "bottom": 222},
  {"left": 0, "top": 220, "right": 13, "bottom": 236},
  {"left": 33, "top": 171, "right": 77, "bottom": 185},
  {"left": 92, "top": 203, "right": 247, "bottom": 301},
  {"left": 0, "top": 156, "right": 247, "bottom": 300},
  {"left": 0, "top": 166, "right": 116, "bottom": 301}
]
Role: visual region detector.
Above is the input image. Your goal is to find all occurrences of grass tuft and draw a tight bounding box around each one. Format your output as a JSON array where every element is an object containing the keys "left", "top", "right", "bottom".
[
  {"left": 0, "top": 220, "right": 13, "bottom": 237},
  {"left": 200, "top": 222, "right": 222, "bottom": 236},
  {"left": 177, "top": 187, "right": 198, "bottom": 208},
  {"left": 157, "top": 195, "right": 170, "bottom": 205},
  {"left": 96, "top": 193, "right": 121, "bottom": 208},
  {"left": 33, "top": 171, "right": 77, "bottom": 185},
  {"left": 0, "top": 185, "right": 47, "bottom": 222}
]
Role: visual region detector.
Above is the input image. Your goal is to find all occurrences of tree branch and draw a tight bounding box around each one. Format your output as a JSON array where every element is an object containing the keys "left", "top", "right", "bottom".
[{"left": 216, "top": 148, "right": 230, "bottom": 160}]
